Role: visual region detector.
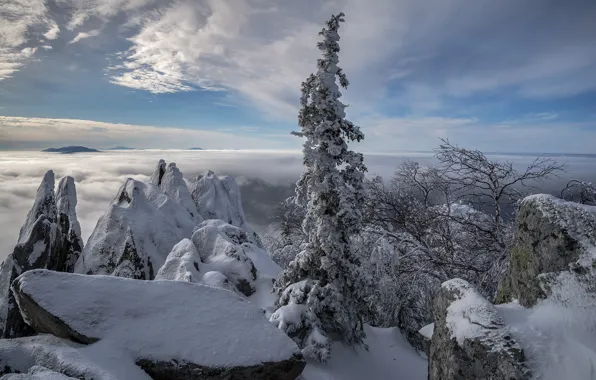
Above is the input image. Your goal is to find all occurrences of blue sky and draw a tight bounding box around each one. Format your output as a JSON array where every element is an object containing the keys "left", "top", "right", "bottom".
[{"left": 1, "top": 0, "right": 595, "bottom": 152}]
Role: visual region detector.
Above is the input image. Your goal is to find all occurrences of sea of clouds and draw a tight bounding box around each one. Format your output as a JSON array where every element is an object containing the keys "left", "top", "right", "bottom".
[{"left": 1, "top": 150, "right": 594, "bottom": 261}]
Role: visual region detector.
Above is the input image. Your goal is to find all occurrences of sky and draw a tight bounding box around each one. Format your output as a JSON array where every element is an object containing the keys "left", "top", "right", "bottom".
[{"left": 1, "top": 0, "right": 596, "bottom": 152}]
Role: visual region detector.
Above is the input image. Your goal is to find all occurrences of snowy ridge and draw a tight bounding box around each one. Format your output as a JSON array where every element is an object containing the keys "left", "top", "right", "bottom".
[{"left": 75, "top": 178, "right": 196, "bottom": 279}]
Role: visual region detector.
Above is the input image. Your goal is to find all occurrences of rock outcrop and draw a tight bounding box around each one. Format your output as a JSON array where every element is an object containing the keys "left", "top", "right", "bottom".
[
  {"left": 191, "top": 220, "right": 266, "bottom": 296},
  {"left": 429, "top": 279, "right": 530, "bottom": 380},
  {"left": 0, "top": 171, "right": 82, "bottom": 339},
  {"left": 12, "top": 269, "right": 306, "bottom": 380},
  {"left": 55, "top": 176, "right": 83, "bottom": 272},
  {"left": 190, "top": 171, "right": 263, "bottom": 248},
  {"left": 496, "top": 194, "right": 596, "bottom": 307},
  {"left": 160, "top": 162, "right": 203, "bottom": 223},
  {"left": 75, "top": 178, "right": 196, "bottom": 280}
]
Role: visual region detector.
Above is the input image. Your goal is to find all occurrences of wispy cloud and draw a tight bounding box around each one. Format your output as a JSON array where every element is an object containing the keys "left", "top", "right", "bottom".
[{"left": 69, "top": 29, "right": 102, "bottom": 44}]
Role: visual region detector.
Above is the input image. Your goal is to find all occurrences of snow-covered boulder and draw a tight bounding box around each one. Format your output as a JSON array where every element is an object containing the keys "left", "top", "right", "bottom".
[
  {"left": 190, "top": 170, "right": 263, "bottom": 247},
  {"left": 154, "top": 238, "right": 202, "bottom": 283},
  {"left": 429, "top": 278, "right": 530, "bottom": 380},
  {"left": 12, "top": 269, "right": 306, "bottom": 380},
  {"left": 496, "top": 195, "right": 596, "bottom": 306},
  {"left": 75, "top": 178, "right": 196, "bottom": 280},
  {"left": 190, "top": 220, "right": 281, "bottom": 297},
  {"left": 191, "top": 220, "right": 259, "bottom": 296},
  {"left": 0, "top": 171, "right": 82, "bottom": 339}
]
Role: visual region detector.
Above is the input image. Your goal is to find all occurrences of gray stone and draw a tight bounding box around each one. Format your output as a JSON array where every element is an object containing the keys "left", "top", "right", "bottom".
[
  {"left": 497, "top": 195, "right": 596, "bottom": 307},
  {"left": 429, "top": 279, "right": 531, "bottom": 380}
]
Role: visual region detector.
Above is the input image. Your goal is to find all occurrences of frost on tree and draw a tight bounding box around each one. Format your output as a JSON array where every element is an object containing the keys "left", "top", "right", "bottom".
[{"left": 272, "top": 13, "right": 368, "bottom": 362}]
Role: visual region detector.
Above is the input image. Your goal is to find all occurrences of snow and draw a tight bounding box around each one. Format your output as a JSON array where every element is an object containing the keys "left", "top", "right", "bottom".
[
  {"left": 154, "top": 238, "right": 201, "bottom": 282},
  {"left": 418, "top": 323, "right": 434, "bottom": 339},
  {"left": 0, "top": 334, "right": 148, "bottom": 380},
  {"left": 2, "top": 366, "right": 77, "bottom": 379},
  {"left": 14, "top": 269, "right": 301, "bottom": 369},
  {"left": 442, "top": 278, "right": 504, "bottom": 345},
  {"left": 159, "top": 162, "right": 203, "bottom": 223},
  {"left": 27, "top": 241, "right": 47, "bottom": 266},
  {"left": 301, "top": 325, "right": 427, "bottom": 380},
  {"left": 75, "top": 178, "right": 196, "bottom": 278}
]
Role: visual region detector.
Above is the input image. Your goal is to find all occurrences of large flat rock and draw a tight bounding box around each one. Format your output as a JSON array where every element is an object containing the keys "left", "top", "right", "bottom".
[{"left": 11, "top": 269, "right": 305, "bottom": 380}]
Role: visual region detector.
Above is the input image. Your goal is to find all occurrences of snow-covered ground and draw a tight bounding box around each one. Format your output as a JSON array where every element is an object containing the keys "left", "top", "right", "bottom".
[
  {"left": 497, "top": 297, "right": 596, "bottom": 380},
  {"left": 302, "top": 325, "right": 427, "bottom": 380}
]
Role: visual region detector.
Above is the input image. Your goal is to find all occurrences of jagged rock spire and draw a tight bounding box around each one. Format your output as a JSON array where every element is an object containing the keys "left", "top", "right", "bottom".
[
  {"left": 56, "top": 176, "right": 83, "bottom": 272},
  {"left": 0, "top": 170, "right": 83, "bottom": 338},
  {"left": 150, "top": 159, "right": 166, "bottom": 186},
  {"left": 160, "top": 162, "right": 202, "bottom": 223}
]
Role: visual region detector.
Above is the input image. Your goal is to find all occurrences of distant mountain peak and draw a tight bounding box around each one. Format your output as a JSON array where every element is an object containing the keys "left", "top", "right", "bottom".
[{"left": 42, "top": 146, "right": 100, "bottom": 154}]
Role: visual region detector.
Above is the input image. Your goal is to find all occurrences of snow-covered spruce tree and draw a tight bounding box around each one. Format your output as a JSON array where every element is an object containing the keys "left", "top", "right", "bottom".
[{"left": 270, "top": 13, "right": 369, "bottom": 362}]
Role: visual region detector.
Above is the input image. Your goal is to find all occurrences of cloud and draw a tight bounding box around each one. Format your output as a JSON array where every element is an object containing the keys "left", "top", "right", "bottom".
[
  {"left": 103, "top": 0, "right": 596, "bottom": 118},
  {"left": 0, "top": 116, "right": 297, "bottom": 150},
  {"left": 69, "top": 30, "right": 102, "bottom": 44},
  {"left": 0, "top": 0, "right": 52, "bottom": 80},
  {"left": 43, "top": 22, "right": 60, "bottom": 40}
]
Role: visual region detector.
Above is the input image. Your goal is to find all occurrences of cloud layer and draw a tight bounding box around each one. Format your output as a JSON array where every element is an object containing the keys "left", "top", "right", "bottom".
[{"left": 1, "top": 150, "right": 595, "bottom": 263}]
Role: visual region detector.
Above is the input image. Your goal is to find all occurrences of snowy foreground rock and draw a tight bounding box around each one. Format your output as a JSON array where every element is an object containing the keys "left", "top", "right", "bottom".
[
  {"left": 428, "top": 195, "right": 596, "bottom": 380},
  {"left": 0, "top": 171, "right": 82, "bottom": 339},
  {"left": 10, "top": 269, "right": 305, "bottom": 379},
  {"left": 428, "top": 279, "right": 530, "bottom": 380}
]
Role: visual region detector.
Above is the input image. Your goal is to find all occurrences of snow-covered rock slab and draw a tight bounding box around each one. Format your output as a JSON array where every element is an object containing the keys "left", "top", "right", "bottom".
[
  {"left": 12, "top": 269, "right": 306, "bottom": 380},
  {"left": 429, "top": 278, "right": 530, "bottom": 380}
]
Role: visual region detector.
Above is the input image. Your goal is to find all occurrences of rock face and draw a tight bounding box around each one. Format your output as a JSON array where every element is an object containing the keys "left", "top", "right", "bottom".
[
  {"left": 0, "top": 171, "right": 82, "bottom": 339},
  {"left": 496, "top": 195, "right": 596, "bottom": 307},
  {"left": 429, "top": 279, "right": 531, "bottom": 380},
  {"left": 55, "top": 176, "right": 83, "bottom": 272},
  {"left": 190, "top": 171, "right": 263, "bottom": 248},
  {"left": 12, "top": 269, "right": 306, "bottom": 380},
  {"left": 75, "top": 178, "right": 196, "bottom": 280}
]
